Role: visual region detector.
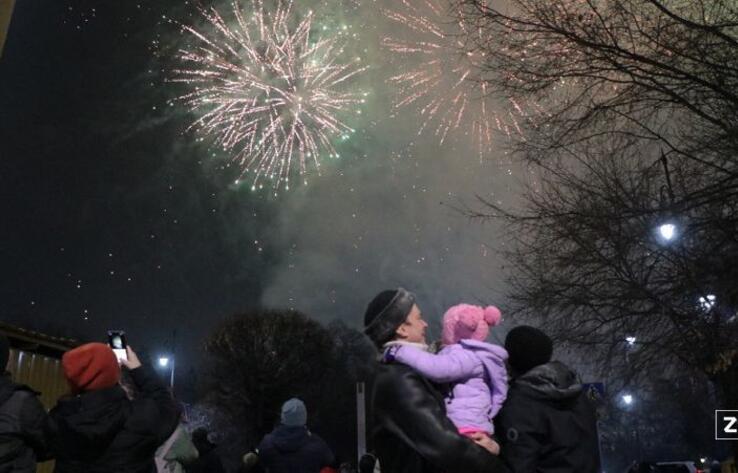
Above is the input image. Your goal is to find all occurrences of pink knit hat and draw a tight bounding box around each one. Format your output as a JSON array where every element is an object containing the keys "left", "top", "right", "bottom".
[{"left": 441, "top": 304, "right": 502, "bottom": 345}]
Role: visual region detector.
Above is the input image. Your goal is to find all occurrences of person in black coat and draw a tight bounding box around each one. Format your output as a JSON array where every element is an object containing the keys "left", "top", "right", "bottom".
[
  {"left": 363, "top": 288, "right": 509, "bottom": 473},
  {"left": 494, "top": 326, "right": 601, "bottom": 473},
  {"left": 255, "top": 398, "right": 334, "bottom": 473},
  {"left": 0, "top": 334, "right": 51, "bottom": 473},
  {"left": 49, "top": 343, "right": 180, "bottom": 473}
]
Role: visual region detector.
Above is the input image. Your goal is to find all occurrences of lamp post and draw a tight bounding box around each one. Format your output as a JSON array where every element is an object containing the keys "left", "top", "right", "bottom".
[
  {"left": 655, "top": 150, "right": 680, "bottom": 243},
  {"left": 158, "top": 330, "right": 177, "bottom": 390},
  {"left": 621, "top": 392, "right": 643, "bottom": 461},
  {"left": 158, "top": 356, "right": 175, "bottom": 389}
]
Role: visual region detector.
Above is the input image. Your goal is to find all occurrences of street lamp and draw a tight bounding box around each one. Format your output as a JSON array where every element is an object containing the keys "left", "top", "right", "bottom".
[
  {"left": 158, "top": 357, "right": 170, "bottom": 368},
  {"left": 625, "top": 336, "right": 636, "bottom": 346},
  {"left": 658, "top": 223, "right": 677, "bottom": 241},
  {"left": 620, "top": 393, "right": 642, "bottom": 459},
  {"left": 699, "top": 294, "right": 716, "bottom": 311}
]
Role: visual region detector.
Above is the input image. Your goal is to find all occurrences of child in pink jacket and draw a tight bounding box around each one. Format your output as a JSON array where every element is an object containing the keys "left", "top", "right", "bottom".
[{"left": 383, "top": 304, "right": 508, "bottom": 438}]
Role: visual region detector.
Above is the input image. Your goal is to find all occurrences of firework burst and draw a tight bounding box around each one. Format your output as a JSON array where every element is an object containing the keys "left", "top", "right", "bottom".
[
  {"left": 382, "top": 0, "right": 526, "bottom": 157},
  {"left": 170, "top": 0, "right": 367, "bottom": 191}
]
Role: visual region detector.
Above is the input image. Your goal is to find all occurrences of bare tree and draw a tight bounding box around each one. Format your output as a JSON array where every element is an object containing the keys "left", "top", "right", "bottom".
[
  {"left": 203, "top": 309, "right": 337, "bottom": 444},
  {"left": 457, "top": 0, "right": 738, "bottom": 176},
  {"left": 470, "top": 137, "right": 738, "bottom": 459},
  {"left": 201, "top": 310, "right": 375, "bottom": 464},
  {"left": 455, "top": 0, "right": 738, "bottom": 458},
  {"left": 456, "top": 0, "right": 738, "bottom": 221}
]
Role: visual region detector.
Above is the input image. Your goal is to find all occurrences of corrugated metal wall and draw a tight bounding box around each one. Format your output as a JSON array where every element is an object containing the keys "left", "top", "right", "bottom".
[
  {"left": 7, "top": 348, "right": 68, "bottom": 473},
  {"left": 0, "top": 0, "right": 16, "bottom": 57}
]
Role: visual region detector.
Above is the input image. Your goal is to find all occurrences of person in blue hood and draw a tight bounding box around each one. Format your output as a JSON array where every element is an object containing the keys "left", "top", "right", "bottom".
[{"left": 256, "top": 398, "right": 334, "bottom": 473}]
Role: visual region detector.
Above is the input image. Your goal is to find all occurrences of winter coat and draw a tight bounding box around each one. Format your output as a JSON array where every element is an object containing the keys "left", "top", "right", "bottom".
[
  {"left": 154, "top": 425, "right": 198, "bottom": 473},
  {"left": 0, "top": 374, "right": 50, "bottom": 473},
  {"left": 48, "top": 365, "right": 180, "bottom": 473},
  {"left": 257, "top": 424, "right": 334, "bottom": 473},
  {"left": 391, "top": 340, "right": 508, "bottom": 433},
  {"left": 494, "top": 361, "right": 600, "bottom": 473},
  {"left": 369, "top": 361, "right": 510, "bottom": 473}
]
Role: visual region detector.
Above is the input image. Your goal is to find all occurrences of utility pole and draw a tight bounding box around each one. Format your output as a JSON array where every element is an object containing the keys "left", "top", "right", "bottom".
[
  {"left": 356, "top": 382, "right": 366, "bottom": 466},
  {"left": 170, "top": 329, "right": 177, "bottom": 389},
  {"left": 170, "top": 357, "right": 176, "bottom": 389}
]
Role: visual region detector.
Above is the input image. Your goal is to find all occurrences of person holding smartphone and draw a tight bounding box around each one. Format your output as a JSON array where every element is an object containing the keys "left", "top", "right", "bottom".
[{"left": 48, "top": 341, "right": 180, "bottom": 473}]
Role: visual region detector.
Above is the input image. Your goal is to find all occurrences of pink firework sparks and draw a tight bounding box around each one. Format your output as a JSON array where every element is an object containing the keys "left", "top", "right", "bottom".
[
  {"left": 382, "top": 0, "right": 526, "bottom": 158},
  {"left": 170, "top": 0, "right": 367, "bottom": 191}
]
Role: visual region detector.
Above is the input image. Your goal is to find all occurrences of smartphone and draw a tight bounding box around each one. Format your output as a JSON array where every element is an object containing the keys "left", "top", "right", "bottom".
[{"left": 107, "top": 330, "right": 128, "bottom": 362}]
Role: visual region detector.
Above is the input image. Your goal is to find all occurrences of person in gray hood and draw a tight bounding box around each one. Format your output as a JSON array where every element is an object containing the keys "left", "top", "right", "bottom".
[
  {"left": 494, "top": 326, "right": 600, "bottom": 473},
  {"left": 256, "top": 398, "right": 334, "bottom": 473}
]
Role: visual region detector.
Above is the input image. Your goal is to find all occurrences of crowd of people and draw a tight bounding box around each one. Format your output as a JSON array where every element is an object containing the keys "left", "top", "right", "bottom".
[{"left": 0, "top": 286, "right": 600, "bottom": 473}]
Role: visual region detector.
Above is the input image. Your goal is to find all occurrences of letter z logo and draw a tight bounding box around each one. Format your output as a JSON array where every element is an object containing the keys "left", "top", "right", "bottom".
[{"left": 716, "top": 410, "right": 738, "bottom": 440}]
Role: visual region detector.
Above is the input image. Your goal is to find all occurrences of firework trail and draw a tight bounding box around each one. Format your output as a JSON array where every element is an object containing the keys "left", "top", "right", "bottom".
[
  {"left": 382, "top": 0, "right": 526, "bottom": 157},
  {"left": 170, "top": 0, "right": 367, "bottom": 191}
]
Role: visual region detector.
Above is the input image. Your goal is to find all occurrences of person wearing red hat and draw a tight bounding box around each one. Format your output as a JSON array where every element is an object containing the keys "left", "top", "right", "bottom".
[
  {"left": 60, "top": 342, "right": 122, "bottom": 394},
  {"left": 48, "top": 343, "right": 180, "bottom": 473}
]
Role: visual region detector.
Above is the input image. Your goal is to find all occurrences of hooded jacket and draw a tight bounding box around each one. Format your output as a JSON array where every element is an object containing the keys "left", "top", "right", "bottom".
[
  {"left": 370, "top": 361, "right": 510, "bottom": 473},
  {"left": 390, "top": 340, "right": 508, "bottom": 433},
  {"left": 257, "top": 424, "right": 334, "bottom": 473},
  {"left": 0, "top": 374, "right": 50, "bottom": 473},
  {"left": 48, "top": 365, "right": 180, "bottom": 473},
  {"left": 494, "top": 361, "right": 600, "bottom": 473}
]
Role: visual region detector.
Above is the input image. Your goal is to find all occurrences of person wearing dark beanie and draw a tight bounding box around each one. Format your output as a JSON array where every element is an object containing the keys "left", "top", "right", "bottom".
[
  {"left": 0, "top": 334, "right": 52, "bottom": 472},
  {"left": 495, "top": 326, "right": 600, "bottom": 473},
  {"left": 364, "top": 288, "right": 421, "bottom": 349},
  {"left": 504, "top": 325, "right": 553, "bottom": 376},
  {"left": 362, "top": 288, "right": 509, "bottom": 473}
]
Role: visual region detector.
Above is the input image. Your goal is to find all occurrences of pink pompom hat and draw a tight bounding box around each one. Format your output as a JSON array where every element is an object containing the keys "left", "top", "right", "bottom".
[{"left": 442, "top": 304, "right": 502, "bottom": 346}]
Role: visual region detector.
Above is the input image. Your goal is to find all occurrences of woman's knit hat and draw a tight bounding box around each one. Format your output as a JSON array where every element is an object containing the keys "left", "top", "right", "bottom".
[{"left": 62, "top": 343, "right": 121, "bottom": 394}]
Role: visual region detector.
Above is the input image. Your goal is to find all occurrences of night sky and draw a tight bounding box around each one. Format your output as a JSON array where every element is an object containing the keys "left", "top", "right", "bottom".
[{"left": 0, "top": 0, "right": 527, "bottom": 371}]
